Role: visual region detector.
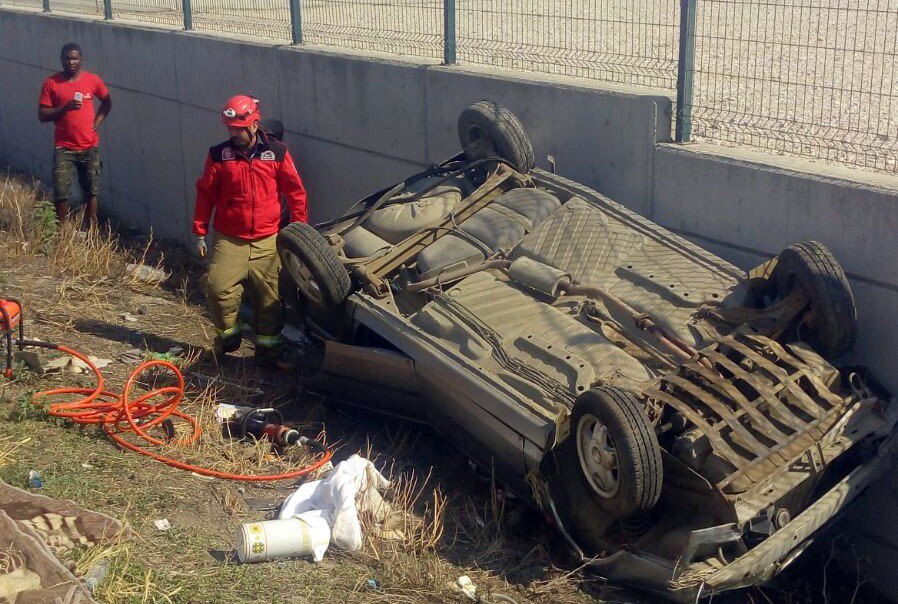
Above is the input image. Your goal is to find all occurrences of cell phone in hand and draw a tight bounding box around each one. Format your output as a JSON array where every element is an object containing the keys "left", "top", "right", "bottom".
[{"left": 73, "top": 92, "right": 83, "bottom": 102}]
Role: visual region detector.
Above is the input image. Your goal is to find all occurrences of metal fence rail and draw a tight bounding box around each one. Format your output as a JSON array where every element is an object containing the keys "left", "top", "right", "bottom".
[
  {"left": 683, "top": 0, "right": 898, "bottom": 173},
  {"left": 6, "top": 0, "right": 898, "bottom": 174}
]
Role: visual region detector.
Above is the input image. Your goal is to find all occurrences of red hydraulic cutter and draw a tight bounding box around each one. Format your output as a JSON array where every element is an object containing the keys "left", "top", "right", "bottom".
[{"left": 0, "top": 297, "right": 24, "bottom": 378}]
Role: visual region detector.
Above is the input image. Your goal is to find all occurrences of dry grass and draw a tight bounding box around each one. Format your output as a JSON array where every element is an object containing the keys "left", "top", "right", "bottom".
[
  {"left": 0, "top": 170, "right": 163, "bottom": 294},
  {"left": 0, "top": 436, "right": 30, "bottom": 468},
  {"left": 76, "top": 536, "right": 184, "bottom": 604},
  {"left": 144, "top": 379, "right": 323, "bottom": 478}
]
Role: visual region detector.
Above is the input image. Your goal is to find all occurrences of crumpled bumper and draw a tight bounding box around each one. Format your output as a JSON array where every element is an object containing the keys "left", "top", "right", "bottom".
[
  {"left": 567, "top": 424, "right": 898, "bottom": 601},
  {"left": 701, "top": 428, "right": 896, "bottom": 596}
]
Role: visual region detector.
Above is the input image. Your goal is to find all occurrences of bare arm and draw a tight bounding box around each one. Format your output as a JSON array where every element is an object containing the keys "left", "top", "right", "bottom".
[
  {"left": 38, "top": 100, "right": 80, "bottom": 123},
  {"left": 93, "top": 94, "right": 112, "bottom": 130}
]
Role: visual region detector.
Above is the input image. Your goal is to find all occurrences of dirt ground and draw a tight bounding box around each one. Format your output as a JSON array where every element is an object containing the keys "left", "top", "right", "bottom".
[
  {"left": 0, "top": 171, "right": 888, "bottom": 604},
  {"left": 0, "top": 171, "right": 644, "bottom": 604}
]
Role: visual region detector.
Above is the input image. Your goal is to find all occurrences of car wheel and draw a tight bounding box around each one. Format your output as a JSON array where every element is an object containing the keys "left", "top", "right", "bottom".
[
  {"left": 548, "top": 387, "right": 662, "bottom": 552},
  {"left": 277, "top": 222, "right": 351, "bottom": 310},
  {"left": 458, "top": 100, "right": 535, "bottom": 173},
  {"left": 771, "top": 241, "right": 857, "bottom": 358}
]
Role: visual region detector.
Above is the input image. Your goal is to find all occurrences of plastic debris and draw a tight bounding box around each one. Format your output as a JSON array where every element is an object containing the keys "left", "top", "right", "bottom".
[
  {"left": 366, "top": 578, "right": 381, "bottom": 591},
  {"left": 457, "top": 575, "right": 477, "bottom": 601},
  {"left": 27, "top": 470, "right": 43, "bottom": 489},
  {"left": 214, "top": 403, "right": 253, "bottom": 424},
  {"left": 122, "top": 312, "right": 139, "bottom": 323},
  {"left": 153, "top": 519, "right": 172, "bottom": 531},
  {"left": 236, "top": 516, "right": 330, "bottom": 563},
  {"left": 83, "top": 558, "right": 110, "bottom": 592}
]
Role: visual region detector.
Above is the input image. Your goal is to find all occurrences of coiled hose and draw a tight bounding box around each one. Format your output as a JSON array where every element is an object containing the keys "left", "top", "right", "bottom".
[{"left": 23, "top": 339, "right": 332, "bottom": 482}]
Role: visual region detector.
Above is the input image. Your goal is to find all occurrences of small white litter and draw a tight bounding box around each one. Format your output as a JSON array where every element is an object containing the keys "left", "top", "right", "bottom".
[
  {"left": 153, "top": 519, "right": 171, "bottom": 531},
  {"left": 457, "top": 575, "right": 478, "bottom": 601},
  {"left": 213, "top": 403, "right": 254, "bottom": 424}
]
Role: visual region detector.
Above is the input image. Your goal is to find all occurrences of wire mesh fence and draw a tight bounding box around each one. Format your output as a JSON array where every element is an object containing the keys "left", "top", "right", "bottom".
[
  {"left": 2, "top": 0, "right": 44, "bottom": 9},
  {"left": 110, "top": 0, "right": 182, "bottom": 27},
  {"left": 457, "top": 0, "right": 680, "bottom": 89},
  {"left": 5, "top": 0, "right": 897, "bottom": 173},
  {"left": 685, "top": 0, "right": 898, "bottom": 173},
  {"left": 190, "top": 0, "right": 292, "bottom": 41},
  {"left": 46, "top": 0, "right": 102, "bottom": 16},
  {"left": 302, "top": 0, "right": 442, "bottom": 59}
]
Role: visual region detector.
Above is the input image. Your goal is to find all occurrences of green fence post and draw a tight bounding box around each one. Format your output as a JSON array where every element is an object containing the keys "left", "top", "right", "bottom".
[
  {"left": 443, "top": 0, "right": 456, "bottom": 65},
  {"left": 289, "top": 0, "right": 302, "bottom": 44},
  {"left": 183, "top": 0, "right": 192, "bottom": 30},
  {"left": 103, "top": 0, "right": 112, "bottom": 19},
  {"left": 675, "top": 0, "right": 698, "bottom": 142}
]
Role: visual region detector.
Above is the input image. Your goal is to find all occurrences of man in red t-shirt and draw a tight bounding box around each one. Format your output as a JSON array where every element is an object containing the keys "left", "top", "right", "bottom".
[{"left": 38, "top": 42, "right": 112, "bottom": 227}]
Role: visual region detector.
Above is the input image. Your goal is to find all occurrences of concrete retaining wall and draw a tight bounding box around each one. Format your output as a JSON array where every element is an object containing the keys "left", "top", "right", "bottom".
[
  {"left": 0, "top": 9, "right": 670, "bottom": 238},
  {"left": 653, "top": 143, "right": 898, "bottom": 599},
  {"left": 3, "top": 7, "right": 898, "bottom": 598}
]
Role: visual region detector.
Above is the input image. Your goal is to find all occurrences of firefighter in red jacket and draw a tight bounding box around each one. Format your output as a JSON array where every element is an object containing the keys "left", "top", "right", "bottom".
[{"left": 193, "top": 95, "right": 307, "bottom": 366}]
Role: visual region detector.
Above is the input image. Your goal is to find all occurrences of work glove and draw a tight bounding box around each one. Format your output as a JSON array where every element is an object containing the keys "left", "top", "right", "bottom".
[{"left": 195, "top": 235, "right": 207, "bottom": 258}]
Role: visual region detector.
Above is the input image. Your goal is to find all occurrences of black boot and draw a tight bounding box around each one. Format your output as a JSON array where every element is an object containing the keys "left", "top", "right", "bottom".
[{"left": 213, "top": 332, "right": 242, "bottom": 358}]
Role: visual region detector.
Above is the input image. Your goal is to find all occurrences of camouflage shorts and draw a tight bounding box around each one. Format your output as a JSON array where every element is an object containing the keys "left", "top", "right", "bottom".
[{"left": 53, "top": 146, "right": 101, "bottom": 203}]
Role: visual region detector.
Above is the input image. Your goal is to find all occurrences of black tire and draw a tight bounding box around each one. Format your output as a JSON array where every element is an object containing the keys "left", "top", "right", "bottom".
[
  {"left": 771, "top": 241, "right": 857, "bottom": 359},
  {"left": 277, "top": 222, "right": 351, "bottom": 310},
  {"left": 548, "top": 387, "right": 662, "bottom": 552},
  {"left": 458, "top": 100, "right": 535, "bottom": 173}
]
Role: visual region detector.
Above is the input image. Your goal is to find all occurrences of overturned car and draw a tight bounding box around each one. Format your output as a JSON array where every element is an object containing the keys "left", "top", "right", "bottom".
[{"left": 277, "top": 101, "right": 897, "bottom": 600}]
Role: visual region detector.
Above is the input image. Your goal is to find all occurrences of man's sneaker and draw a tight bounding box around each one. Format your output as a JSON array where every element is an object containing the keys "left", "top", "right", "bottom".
[
  {"left": 213, "top": 333, "right": 242, "bottom": 358},
  {"left": 254, "top": 345, "right": 297, "bottom": 372}
]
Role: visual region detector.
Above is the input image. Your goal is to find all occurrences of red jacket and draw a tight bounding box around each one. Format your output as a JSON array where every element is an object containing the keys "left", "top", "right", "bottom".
[{"left": 193, "top": 135, "right": 307, "bottom": 240}]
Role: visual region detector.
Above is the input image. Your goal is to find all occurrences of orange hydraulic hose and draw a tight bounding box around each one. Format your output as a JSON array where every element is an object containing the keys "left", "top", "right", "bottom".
[{"left": 32, "top": 345, "right": 333, "bottom": 481}]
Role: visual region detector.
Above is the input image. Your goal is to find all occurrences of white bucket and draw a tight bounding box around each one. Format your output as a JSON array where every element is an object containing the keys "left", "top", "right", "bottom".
[{"left": 236, "top": 516, "right": 330, "bottom": 563}]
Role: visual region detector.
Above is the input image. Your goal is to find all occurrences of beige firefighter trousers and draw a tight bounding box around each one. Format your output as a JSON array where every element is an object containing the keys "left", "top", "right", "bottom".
[{"left": 206, "top": 233, "right": 282, "bottom": 347}]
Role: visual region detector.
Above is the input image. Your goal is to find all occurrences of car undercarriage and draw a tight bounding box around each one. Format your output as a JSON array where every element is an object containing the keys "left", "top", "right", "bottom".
[{"left": 276, "top": 101, "right": 897, "bottom": 600}]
